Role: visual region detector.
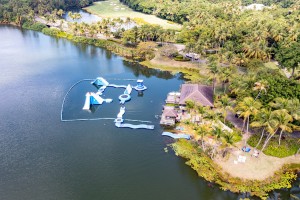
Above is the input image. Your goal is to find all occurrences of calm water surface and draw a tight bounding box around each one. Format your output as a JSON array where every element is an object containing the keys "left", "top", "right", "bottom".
[
  {"left": 63, "top": 10, "right": 101, "bottom": 23},
  {"left": 0, "top": 25, "right": 298, "bottom": 200}
]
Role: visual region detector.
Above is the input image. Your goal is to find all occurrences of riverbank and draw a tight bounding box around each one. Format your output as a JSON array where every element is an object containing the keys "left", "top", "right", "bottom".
[
  {"left": 18, "top": 17, "right": 204, "bottom": 82},
  {"left": 171, "top": 139, "right": 298, "bottom": 200}
]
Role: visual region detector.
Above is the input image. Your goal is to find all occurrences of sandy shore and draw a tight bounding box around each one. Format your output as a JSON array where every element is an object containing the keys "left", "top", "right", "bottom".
[{"left": 215, "top": 141, "right": 300, "bottom": 180}]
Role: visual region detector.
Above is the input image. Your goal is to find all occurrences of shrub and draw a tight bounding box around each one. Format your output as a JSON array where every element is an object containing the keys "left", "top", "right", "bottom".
[
  {"left": 42, "top": 27, "right": 60, "bottom": 36},
  {"left": 22, "top": 21, "right": 47, "bottom": 32},
  {"left": 174, "top": 55, "right": 190, "bottom": 61}
]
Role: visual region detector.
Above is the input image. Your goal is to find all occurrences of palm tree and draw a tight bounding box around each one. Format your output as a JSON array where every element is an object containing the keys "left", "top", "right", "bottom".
[
  {"left": 57, "top": 9, "right": 64, "bottom": 18},
  {"left": 287, "top": 98, "right": 300, "bottom": 121},
  {"left": 212, "top": 126, "right": 223, "bottom": 140},
  {"left": 232, "top": 53, "right": 247, "bottom": 67},
  {"left": 219, "top": 66, "right": 233, "bottom": 93},
  {"left": 269, "top": 97, "right": 289, "bottom": 110},
  {"left": 185, "top": 100, "right": 196, "bottom": 114},
  {"left": 251, "top": 108, "right": 273, "bottom": 149},
  {"left": 236, "top": 97, "right": 262, "bottom": 136},
  {"left": 215, "top": 95, "right": 234, "bottom": 123},
  {"left": 260, "top": 114, "right": 279, "bottom": 152},
  {"left": 197, "top": 124, "right": 212, "bottom": 151},
  {"left": 273, "top": 109, "right": 293, "bottom": 145},
  {"left": 208, "top": 59, "right": 219, "bottom": 95},
  {"left": 253, "top": 80, "right": 268, "bottom": 100},
  {"left": 223, "top": 131, "right": 234, "bottom": 145}
]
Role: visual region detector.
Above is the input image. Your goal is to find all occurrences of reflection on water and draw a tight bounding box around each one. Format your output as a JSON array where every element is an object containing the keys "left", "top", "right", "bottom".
[{"left": 63, "top": 10, "right": 101, "bottom": 23}]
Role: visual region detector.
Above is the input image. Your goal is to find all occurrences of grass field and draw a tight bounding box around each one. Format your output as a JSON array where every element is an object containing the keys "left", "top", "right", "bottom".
[{"left": 84, "top": 0, "right": 182, "bottom": 30}]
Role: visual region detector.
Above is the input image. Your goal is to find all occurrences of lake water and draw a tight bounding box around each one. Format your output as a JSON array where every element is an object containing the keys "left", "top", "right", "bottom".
[
  {"left": 63, "top": 10, "right": 102, "bottom": 23},
  {"left": 0, "top": 25, "right": 298, "bottom": 200}
]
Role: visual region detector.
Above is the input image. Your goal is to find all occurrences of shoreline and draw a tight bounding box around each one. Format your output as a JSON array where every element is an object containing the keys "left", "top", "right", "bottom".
[{"left": 171, "top": 139, "right": 299, "bottom": 199}]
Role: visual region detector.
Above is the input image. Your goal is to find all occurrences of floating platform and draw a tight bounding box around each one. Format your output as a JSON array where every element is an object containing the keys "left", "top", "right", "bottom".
[
  {"left": 114, "top": 118, "right": 124, "bottom": 123},
  {"left": 162, "top": 132, "right": 191, "bottom": 140},
  {"left": 119, "top": 94, "right": 131, "bottom": 104},
  {"left": 115, "top": 123, "right": 154, "bottom": 129},
  {"left": 133, "top": 80, "right": 147, "bottom": 91}
]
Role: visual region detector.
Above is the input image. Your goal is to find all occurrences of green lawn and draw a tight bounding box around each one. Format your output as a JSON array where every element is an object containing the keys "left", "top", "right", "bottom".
[
  {"left": 84, "top": 0, "right": 182, "bottom": 30},
  {"left": 247, "top": 134, "right": 300, "bottom": 158}
]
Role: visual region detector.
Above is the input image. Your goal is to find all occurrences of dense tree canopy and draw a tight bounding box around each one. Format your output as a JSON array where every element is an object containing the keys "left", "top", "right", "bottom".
[
  {"left": 0, "top": 0, "right": 97, "bottom": 24},
  {"left": 276, "top": 42, "right": 300, "bottom": 77},
  {"left": 120, "top": 0, "right": 300, "bottom": 65}
]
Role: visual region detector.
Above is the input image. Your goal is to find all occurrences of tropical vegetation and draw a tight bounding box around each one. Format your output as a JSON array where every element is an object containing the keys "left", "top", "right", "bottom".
[{"left": 1, "top": 0, "right": 300, "bottom": 199}]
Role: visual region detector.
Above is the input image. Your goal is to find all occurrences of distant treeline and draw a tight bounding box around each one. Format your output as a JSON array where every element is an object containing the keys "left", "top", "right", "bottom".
[
  {"left": 0, "top": 0, "right": 98, "bottom": 24},
  {"left": 119, "top": 0, "right": 299, "bottom": 24}
]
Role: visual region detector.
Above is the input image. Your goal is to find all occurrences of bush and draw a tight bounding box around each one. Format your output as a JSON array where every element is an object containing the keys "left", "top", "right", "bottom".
[
  {"left": 22, "top": 21, "right": 47, "bottom": 32},
  {"left": 232, "top": 68, "right": 300, "bottom": 106},
  {"left": 174, "top": 55, "right": 191, "bottom": 61},
  {"left": 42, "top": 27, "right": 60, "bottom": 36}
]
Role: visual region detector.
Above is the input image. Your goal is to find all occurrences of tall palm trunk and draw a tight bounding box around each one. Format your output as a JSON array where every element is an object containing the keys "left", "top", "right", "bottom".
[
  {"left": 278, "top": 129, "right": 284, "bottom": 145},
  {"left": 261, "top": 128, "right": 278, "bottom": 152},
  {"left": 246, "top": 116, "right": 250, "bottom": 135},
  {"left": 242, "top": 118, "right": 246, "bottom": 132},
  {"left": 212, "top": 76, "right": 216, "bottom": 95},
  {"left": 255, "top": 128, "right": 265, "bottom": 149},
  {"left": 255, "top": 90, "right": 261, "bottom": 101},
  {"left": 291, "top": 67, "right": 295, "bottom": 78}
]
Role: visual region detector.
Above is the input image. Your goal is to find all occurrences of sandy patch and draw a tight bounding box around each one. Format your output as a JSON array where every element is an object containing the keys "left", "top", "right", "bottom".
[{"left": 215, "top": 141, "right": 300, "bottom": 180}]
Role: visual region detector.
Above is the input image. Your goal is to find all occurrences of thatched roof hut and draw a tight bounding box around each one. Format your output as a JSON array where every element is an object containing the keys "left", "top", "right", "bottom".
[{"left": 162, "top": 106, "right": 177, "bottom": 118}]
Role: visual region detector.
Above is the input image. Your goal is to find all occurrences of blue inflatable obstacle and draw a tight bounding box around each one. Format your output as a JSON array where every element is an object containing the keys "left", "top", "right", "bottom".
[
  {"left": 91, "top": 77, "right": 109, "bottom": 88},
  {"left": 133, "top": 80, "right": 147, "bottom": 91},
  {"left": 162, "top": 132, "right": 191, "bottom": 140}
]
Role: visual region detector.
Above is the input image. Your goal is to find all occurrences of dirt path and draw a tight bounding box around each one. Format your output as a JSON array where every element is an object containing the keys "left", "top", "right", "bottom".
[{"left": 150, "top": 51, "right": 200, "bottom": 69}]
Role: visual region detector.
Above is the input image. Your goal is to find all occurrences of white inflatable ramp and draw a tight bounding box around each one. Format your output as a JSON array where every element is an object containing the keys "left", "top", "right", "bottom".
[
  {"left": 82, "top": 93, "right": 91, "bottom": 110},
  {"left": 117, "top": 107, "right": 125, "bottom": 118},
  {"left": 115, "top": 123, "right": 154, "bottom": 130}
]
